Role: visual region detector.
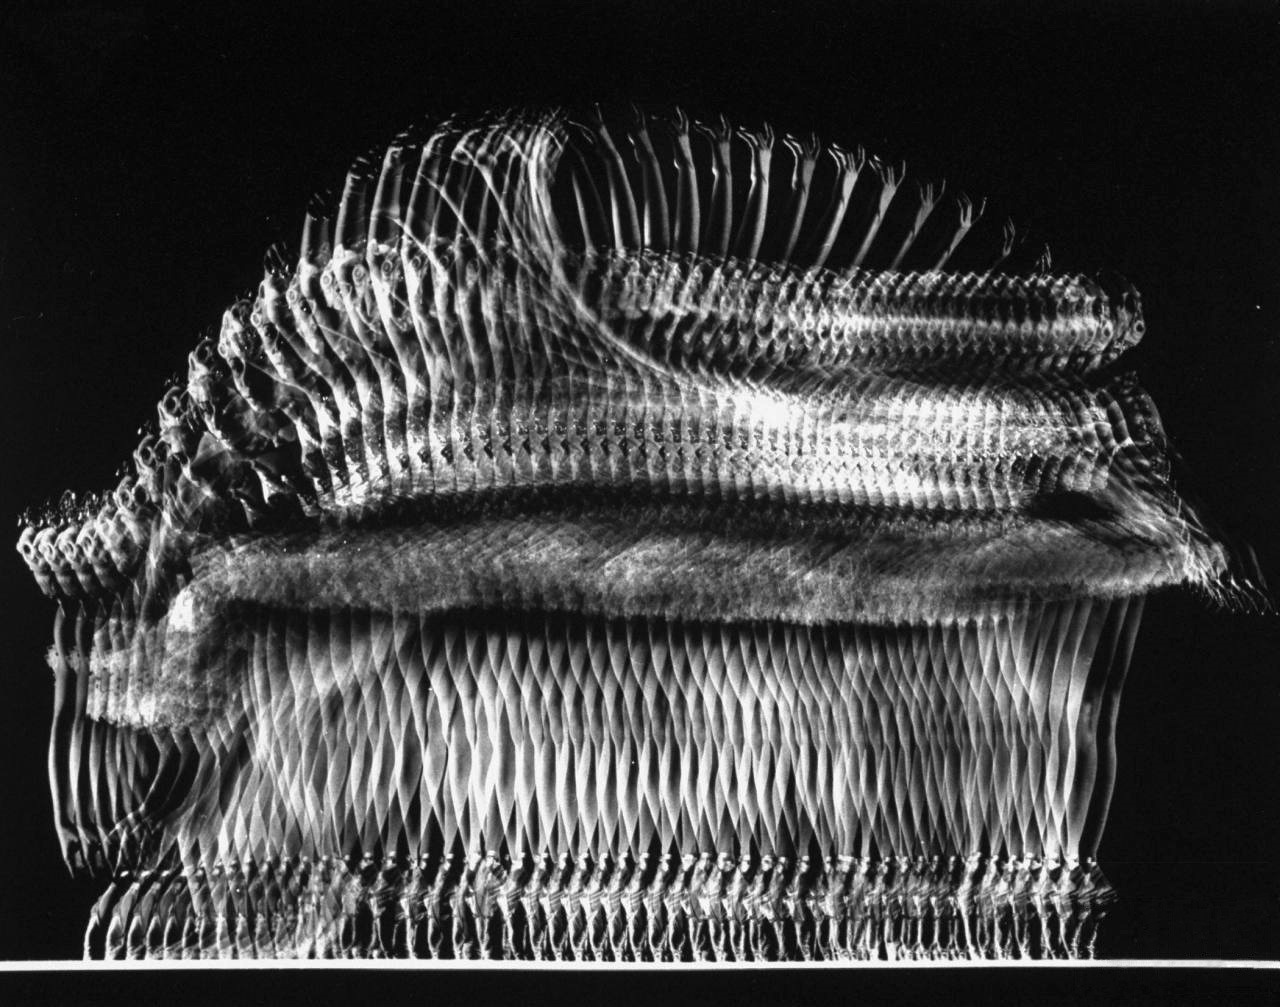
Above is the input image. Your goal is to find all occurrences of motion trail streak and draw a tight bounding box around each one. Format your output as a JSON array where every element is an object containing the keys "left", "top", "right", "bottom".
[{"left": 16, "top": 107, "right": 1244, "bottom": 961}]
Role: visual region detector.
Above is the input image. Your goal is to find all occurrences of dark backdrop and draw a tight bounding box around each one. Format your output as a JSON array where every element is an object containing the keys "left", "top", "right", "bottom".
[{"left": 1, "top": 0, "right": 1276, "bottom": 962}]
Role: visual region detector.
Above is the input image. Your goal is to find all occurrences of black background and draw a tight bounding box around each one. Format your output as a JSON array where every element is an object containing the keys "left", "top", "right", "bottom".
[{"left": 1, "top": 0, "right": 1277, "bottom": 967}]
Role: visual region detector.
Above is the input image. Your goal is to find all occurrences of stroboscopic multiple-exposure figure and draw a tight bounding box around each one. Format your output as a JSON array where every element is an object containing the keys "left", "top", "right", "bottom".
[{"left": 15, "top": 107, "right": 1247, "bottom": 960}]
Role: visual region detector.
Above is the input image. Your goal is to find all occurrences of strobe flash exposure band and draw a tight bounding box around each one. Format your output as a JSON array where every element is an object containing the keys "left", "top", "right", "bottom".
[{"left": 15, "top": 107, "right": 1254, "bottom": 961}]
